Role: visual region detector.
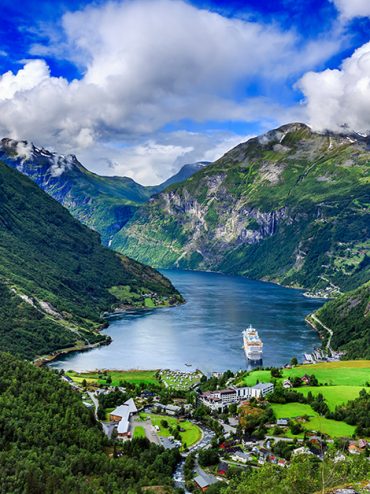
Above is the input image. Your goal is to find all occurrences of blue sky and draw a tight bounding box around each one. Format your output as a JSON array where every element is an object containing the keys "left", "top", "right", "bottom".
[{"left": 0, "top": 0, "right": 370, "bottom": 183}]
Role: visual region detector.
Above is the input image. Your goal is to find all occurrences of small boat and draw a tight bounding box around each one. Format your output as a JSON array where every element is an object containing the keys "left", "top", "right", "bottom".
[{"left": 185, "top": 363, "right": 192, "bottom": 367}]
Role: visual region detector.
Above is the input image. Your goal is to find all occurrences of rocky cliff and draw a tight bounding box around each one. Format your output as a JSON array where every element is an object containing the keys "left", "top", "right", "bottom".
[{"left": 112, "top": 123, "right": 370, "bottom": 293}]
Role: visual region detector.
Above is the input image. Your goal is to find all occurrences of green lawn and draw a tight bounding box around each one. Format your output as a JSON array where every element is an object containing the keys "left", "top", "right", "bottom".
[
  {"left": 133, "top": 426, "right": 146, "bottom": 439},
  {"left": 297, "top": 386, "right": 368, "bottom": 411},
  {"left": 66, "top": 369, "right": 160, "bottom": 387},
  {"left": 141, "top": 413, "right": 202, "bottom": 449},
  {"left": 239, "top": 361, "right": 370, "bottom": 387},
  {"left": 271, "top": 403, "right": 318, "bottom": 419},
  {"left": 302, "top": 416, "right": 356, "bottom": 438}
]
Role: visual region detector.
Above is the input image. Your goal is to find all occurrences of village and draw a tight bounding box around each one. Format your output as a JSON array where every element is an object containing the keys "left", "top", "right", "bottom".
[{"left": 62, "top": 361, "right": 370, "bottom": 493}]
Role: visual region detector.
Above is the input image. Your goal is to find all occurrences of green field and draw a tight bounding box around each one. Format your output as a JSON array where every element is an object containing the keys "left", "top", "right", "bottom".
[
  {"left": 270, "top": 403, "right": 356, "bottom": 438},
  {"left": 302, "top": 416, "right": 356, "bottom": 438},
  {"left": 133, "top": 426, "right": 146, "bottom": 438},
  {"left": 271, "top": 403, "right": 318, "bottom": 419},
  {"left": 297, "top": 386, "right": 368, "bottom": 411},
  {"left": 240, "top": 361, "right": 370, "bottom": 387},
  {"left": 66, "top": 369, "right": 160, "bottom": 387},
  {"left": 140, "top": 413, "right": 202, "bottom": 449}
]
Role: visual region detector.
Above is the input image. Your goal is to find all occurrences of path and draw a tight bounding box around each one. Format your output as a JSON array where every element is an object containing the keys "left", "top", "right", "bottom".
[{"left": 310, "top": 314, "right": 334, "bottom": 352}]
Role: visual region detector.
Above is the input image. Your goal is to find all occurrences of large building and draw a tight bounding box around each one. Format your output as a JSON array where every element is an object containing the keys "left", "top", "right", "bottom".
[
  {"left": 200, "top": 383, "right": 274, "bottom": 411},
  {"left": 110, "top": 398, "right": 138, "bottom": 438}
]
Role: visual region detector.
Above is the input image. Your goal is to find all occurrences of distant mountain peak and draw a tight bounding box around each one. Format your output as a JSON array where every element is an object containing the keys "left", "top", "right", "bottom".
[{"left": 0, "top": 137, "right": 80, "bottom": 177}]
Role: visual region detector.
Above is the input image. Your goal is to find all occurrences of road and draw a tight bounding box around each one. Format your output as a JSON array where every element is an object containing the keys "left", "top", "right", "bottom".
[
  {"left": 87, "top": 391, "right": 115, "bottom": 438},
  {"left": 310, "top": 314, "right": 333, "bottom": 352}
]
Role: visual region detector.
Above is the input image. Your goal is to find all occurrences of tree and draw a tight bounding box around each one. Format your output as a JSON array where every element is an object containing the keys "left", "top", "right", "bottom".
[
  {"left": 160, "top": 419, "right": 169, "bottom": 429},
  {"left": 290, "top": 357, "right": 298, "bottom": 366},
  {"left": 198, "top": 449, "right": 220, "bottom": 467},
  {"left": 271, "top": 368, "right": 283, "bottom": 378}
]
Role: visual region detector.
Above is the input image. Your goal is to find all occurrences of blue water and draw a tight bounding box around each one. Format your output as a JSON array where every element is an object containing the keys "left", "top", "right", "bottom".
[{"left": 49, "top": 270, "right": 324, "bottom": 373}]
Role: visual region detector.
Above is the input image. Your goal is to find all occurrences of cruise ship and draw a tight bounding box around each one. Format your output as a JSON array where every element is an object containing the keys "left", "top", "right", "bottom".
[{"left": 243, "top": 325, "right": 263, "bottom": 362}]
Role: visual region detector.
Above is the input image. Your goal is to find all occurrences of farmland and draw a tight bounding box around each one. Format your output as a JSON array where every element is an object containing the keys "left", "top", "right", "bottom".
[
  {"left": 66, "top": 369, "right": 160, "bottom": 387},
  {"left": 239, "top": 361, "right": 370, "bottom": 387}
]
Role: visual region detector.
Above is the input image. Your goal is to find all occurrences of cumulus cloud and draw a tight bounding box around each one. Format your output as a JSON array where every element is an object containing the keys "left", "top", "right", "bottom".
[
  {"left": 298, "top": 41, "right": 370, "bottom": 133},
  {"left": 0, "top": 0, "right": 340, "bottom": 182},
  {"left": 331, "top": 0, "right": 370, "bottom": 19}
]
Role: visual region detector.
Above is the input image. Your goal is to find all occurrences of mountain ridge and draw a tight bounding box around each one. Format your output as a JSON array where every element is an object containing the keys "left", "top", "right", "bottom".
[
  {"left": 0, "top": 138, "right": 207, "bottom": 244},
  {"left": 0, "top": 160, "right": 182, "bottom": 359},
  {"left": 112, "top": 122, "right": 370, "bottom": 294}
]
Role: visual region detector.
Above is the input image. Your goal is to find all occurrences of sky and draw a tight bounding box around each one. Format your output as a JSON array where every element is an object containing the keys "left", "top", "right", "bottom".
[{"left": 0, "top": 0, "right": 370, "bottom": 184}]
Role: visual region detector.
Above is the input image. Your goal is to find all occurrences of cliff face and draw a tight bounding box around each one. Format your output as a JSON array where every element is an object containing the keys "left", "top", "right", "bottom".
[{"left": 112, "top": 123, "right": 370, "bottom": 292}]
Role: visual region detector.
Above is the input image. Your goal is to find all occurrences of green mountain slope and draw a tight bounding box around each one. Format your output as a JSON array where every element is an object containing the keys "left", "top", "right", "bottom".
[
  {"left": 112, "top": 123, "right": 370, "bottom": 293},
  {"left": 0, "top": 162, "right": 182, "bottom": 359},
  {"left": 0, "top": 139, "right": 207, "bottom": 244},
  {"left": 0, "top": 138, "right": 155, "bottom": 244},
  {"left": 308, "top": 282, "right": 370, "bottom": 359}
]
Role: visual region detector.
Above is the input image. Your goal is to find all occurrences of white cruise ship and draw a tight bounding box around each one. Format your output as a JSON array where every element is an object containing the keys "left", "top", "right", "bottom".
[{"left": 243, "top": 325, "right": 263, "bottom": 361}]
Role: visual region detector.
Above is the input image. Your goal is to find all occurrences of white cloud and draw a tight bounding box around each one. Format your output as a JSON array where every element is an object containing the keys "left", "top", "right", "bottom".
[
  {"left": 298, "top": 41, "right": 370, "bottom": 133},
  {"left": 0, "top": 0, "right": 340, "bottom": 183},
  {"left": 331, "top": 0, "right": 370, "bottom": 19},
  {"left": 78, "top": 130, "right": 254, "bottom": 185}
]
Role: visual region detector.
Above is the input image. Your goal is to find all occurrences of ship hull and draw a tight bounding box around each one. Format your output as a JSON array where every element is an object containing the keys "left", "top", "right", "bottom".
[{"left": 245, "top": 351, "right": 263, "bottom": 362}]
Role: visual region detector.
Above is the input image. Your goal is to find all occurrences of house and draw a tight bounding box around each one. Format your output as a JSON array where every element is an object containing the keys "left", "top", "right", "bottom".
[
  {"left": 276, "top": 418, "right": 289, "bottom": 426},
  {"left": 217, "top": 461, "right": 229, "bottom": 475},
  {"left": 194, "top": 473, "right": 218, "bottom": 492},
  {"left": 283, "top": 379, "right": 293, "bottom": 389},
  {"left": 358, "top": 439, "right": 368, "bottom": 449},
  {"left": 231, "top": 451, "right": 251, "bottom": 464},
  {"left": 278, "top": 459, "right": 287, "bottom": 468},
  {"left": 301, "top": 375, "right": 311, "bottom": 385},
  {"left": 292, "top": 446, "right": 312, "bottom": 456},
  {"left": 348, "top": 442, "right": 361, "bottom": 455},
  {"left": 156, "top": 403, "right": 182, "bottom": 416},
  {"left": 110, "top": 399, "right": 138, "bottom": 438}
]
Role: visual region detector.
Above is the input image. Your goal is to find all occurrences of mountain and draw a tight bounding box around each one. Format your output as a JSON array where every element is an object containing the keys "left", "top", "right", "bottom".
[
  {"left": 156, "top": 161, "right": 210, "bottom": 190},
  {"left": 0, "top": 161, "right": 182, "bottom": 360},
  {"left": 111, "top": 123, "right": 370, "bottom": 293},
  {"left": 0, "top": 138, "right": 207, "bottom": 245},
  {"left": 308, "top": 282, "right": 370, "bottom": 359},
  {"left": 0, "top": 138, "right": 155, "bottom": 244}
]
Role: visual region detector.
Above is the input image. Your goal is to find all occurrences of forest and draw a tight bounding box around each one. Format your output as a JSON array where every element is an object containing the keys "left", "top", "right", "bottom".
[{"left": 0, "top": 352, "right": 180, "bottom": 493}]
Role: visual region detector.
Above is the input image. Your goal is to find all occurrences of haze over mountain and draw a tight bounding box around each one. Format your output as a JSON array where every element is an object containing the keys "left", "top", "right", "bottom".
[
  {"left": 0, "top": 160, "right": 181, "bottom": 359},
  {"left": 112, "top": 123, "right": 370, "bottom": 294},
  {"left": 0, "top": 138, "right": 207, "bottom": 244}
]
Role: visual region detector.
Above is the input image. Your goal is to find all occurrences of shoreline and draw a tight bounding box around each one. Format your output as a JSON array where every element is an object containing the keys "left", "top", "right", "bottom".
[{"left": 34, "top": 299, "right": 185, "bottom": 368}]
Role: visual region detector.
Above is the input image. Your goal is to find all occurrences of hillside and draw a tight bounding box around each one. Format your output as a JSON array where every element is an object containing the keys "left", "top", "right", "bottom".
[
  {"left": 0, "top": 352, "right": 179, "bottom": 493},
  {"left": 0, "top": 162, "right": 181, "bottom": 359},
  {"left": 0, "top": 138, "right": 155, "bottom": 244},
  {"left": 0, "top": 139, "right": 207, "bottom": 244},
  {"left": 112, "top": 123, "right": 370, "bottom": 293},
  {"left": 308, "top": 282, "right": 370, "bottom": 359}
]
